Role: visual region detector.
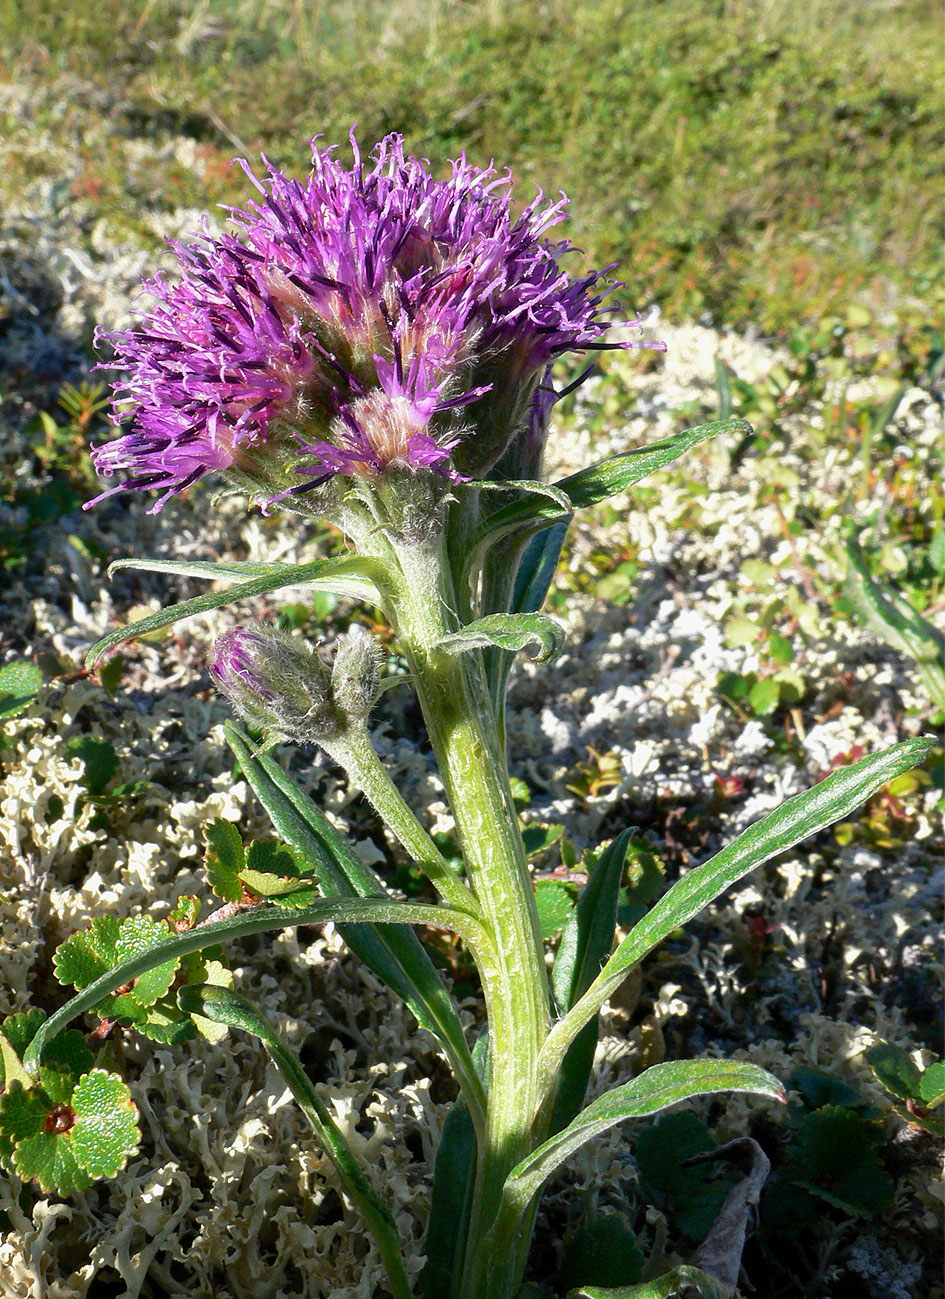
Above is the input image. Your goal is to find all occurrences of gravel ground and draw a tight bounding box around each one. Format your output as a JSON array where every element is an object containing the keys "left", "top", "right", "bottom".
[{"left": 0, "top": 134, "right": 942, "bottom": 1298}]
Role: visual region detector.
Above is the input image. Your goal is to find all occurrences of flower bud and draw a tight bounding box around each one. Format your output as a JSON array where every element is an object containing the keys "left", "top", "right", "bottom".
[
  {"left": 330, "top": 626, "right": 385, "bottom": 722},
  {"left": 209, "top": 624, "right": 340, "bottom": 743}
]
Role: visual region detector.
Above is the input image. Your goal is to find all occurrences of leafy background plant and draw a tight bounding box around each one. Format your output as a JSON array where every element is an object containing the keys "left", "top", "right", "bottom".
[{"left": 0, "top": 1, "right": 941, "bottom": 1296}]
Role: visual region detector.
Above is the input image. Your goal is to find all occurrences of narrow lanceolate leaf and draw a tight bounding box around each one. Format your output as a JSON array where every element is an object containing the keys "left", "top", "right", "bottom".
[
  {"left": 108, "top": 557, "right": 293, "bottom": 582},
  {"left": 568, "top": 1265, "right": 729, "bottom": 1299},
  {"left": 225, "top": 726, "right": 486, "bottom": 1127},
  {"left": 540, "top": 736, "right": 935, "bottom": 1084},
  {"left": 557, "top": 420, "right": 746, "bottom": 511},
  {"left": 437, "top": 612, "right": 565, "bottom": 663},
  {"left": 549, "top": 829, "right": 635, "bottom": 1130},
  {"left": 23, "top": 896, "right": 477, "bottom": 1077},
  {"left": 420, "top": 1031, "right": 490, "bottom": 1299},
  {"left": 471, "top": 419, "right": 744, "bottom": 555},
  {"left": 498, "top": 1061, "right": 783, "bottom": 1238},
  {"left": 85, "top": 555, "right": 389, "bottom": 668},
  {"left": 177, "top": 985, "right": 411, "bottom": 1299},
  {"left": 512, "top": 521, "right": 570, "bottom": 615},
  {"left": 844, "top": 531, "right": 945, "bottom": 709}
]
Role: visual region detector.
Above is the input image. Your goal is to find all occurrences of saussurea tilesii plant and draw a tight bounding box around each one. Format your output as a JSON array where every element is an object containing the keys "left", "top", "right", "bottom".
[{"left": 1, "top": 134, "right": 933, "bottom": 1299}]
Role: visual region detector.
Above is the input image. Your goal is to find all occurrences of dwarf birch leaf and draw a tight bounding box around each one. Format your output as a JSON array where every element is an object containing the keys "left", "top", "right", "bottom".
[
  {"left": 54, "top": 915, "right": 179, "bottom": 1020},
  {"left": 69, "top": 1070, "right": 140, "bottom": 1179},
  {"left": 865, "top": 1041, "right": 922, "bottom": 1102},
  {"left": 919, "top": 1063, "right": 945, "bottom": 1107},
  {"left": 534, "top": 879, "right": 576, "bottom": 940},
  {"left": 204, "top": 819, "right": 245, "bottom": 902},
  {"left": 0, "top": 660, "right": 43, "bottom": 718},
  {"left": 437, "top": 613, "right": 565, "bottom": 663},
  {"left": 14, "top": 1129, "right": 91, "bottom": 1196}
]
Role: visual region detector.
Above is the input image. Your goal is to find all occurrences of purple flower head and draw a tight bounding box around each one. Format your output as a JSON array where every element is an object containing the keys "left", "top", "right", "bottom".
[{"left": 89, "top": 132, "right": 661, "bottom": 513}]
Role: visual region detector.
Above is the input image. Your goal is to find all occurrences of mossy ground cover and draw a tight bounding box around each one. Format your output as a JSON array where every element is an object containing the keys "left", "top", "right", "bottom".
[{"left": 0, "top": 2, "right": 942, "bottom": 1296}]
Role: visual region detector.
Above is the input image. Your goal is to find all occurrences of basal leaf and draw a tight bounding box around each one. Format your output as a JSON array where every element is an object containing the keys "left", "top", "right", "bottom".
[{"left": 177, "top": 984, "right": 410, "bottom": 1297}]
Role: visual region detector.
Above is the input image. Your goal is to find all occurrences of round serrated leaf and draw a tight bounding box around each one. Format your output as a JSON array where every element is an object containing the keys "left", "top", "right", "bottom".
[
  {"left": 14, "top": 1131, "right": 92, "bottom": 1196},
  {"left": 534, "top": 879, "right": 577, "bottom": 940},
  {"left": 0, "top": 1084, "right": 50, "bottom": 1142},
  {"left": 113, "top": 916, "right": 178, "bottom": 1007},
  {"left": 70, "top": 1070, "right": 139, "bottom": 1179},
  {"left": 919, "top": 1062, "right": 945, "bottom": 1107}
]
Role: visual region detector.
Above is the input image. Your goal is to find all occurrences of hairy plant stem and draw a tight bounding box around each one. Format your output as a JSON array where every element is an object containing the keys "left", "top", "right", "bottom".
[{"left": 388, "top": 532, "right": 551, "bottom": 1299}]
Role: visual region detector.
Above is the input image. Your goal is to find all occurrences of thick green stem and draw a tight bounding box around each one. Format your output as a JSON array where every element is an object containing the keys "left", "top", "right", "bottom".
[{"left": 388, "top": 534, "right": 550, "bottom": 1298}]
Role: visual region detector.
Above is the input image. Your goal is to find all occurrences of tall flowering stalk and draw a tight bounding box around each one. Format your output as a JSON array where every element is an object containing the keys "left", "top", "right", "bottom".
[{"left": 4, "top": 134, "right": 931, "bottom": 1299}]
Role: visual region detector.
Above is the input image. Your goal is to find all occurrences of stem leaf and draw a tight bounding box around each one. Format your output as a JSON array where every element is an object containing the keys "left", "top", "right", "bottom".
[
  {"left": 177, "top": 984, "right": 412, "bottom": 1299},
  {"left": 86, "top": 555, "right": 387, "bottom": 668},
  {"left": 543, "top": 736, "right": 935, "bottom": 1076},
  {"left": 549, "top": 829, "right": 635, "bottom": 1129},
  {"left": 437, "top": 612, "right": 565, "bottom": 663},
  {"left": 224, "top": 725, "right": 486, "bottom": 1124},
  {"left": 504, "top": 1060, "right": 784, "bottom": 1220}
]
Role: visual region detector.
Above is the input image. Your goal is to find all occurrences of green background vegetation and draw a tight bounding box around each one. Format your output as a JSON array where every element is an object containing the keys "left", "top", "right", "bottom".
[{"left": 2, "top": 0, "right": 941, "bottom": 339}]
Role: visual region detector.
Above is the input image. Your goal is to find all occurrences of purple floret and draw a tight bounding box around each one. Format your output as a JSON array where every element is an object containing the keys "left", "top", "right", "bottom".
[{"left": 89, "top": 132, "right": 659, "bottom": 513}]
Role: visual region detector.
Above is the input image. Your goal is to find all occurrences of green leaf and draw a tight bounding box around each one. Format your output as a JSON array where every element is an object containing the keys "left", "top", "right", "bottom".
[
  {"left": 204, "top": 818, "right": 246, "bottom": 902},
  {"left": 919, "top": 1062, "right": 945, "bottom": 1107},
  {"left": 558, "top": 420, "right": 747, "bottom": 512},
  {"left": 540, "top": 737, "right": 936, "bottom": 1079},
  {"left": 0, "top": 1011, "right": 92, "bottom": 1086},
  {"left": 549, "top": 830, "right": 635, "bottom": 1131},
  {"left": 437, "top": 612, "right": 565, "bottom": 663},
  {"left": 471, "top": 421, "right": 745, "bottom": 561},
  {"left": 86, "top": 555, "right": 390, "bottom": 669},
  {"left": 865, "top": 1041, "right": 922, "bottom": 1103},
  {"left": 496, "top": 1061, "right": 783, "bottom": 1252},
  {"left": 54, "top": 915, "right": 179, "bottom": 1021},
  {"left": 66, "top": 734, "right": 119, "bottom": 797},
  {"left": 568, "top": 1264, "right": 730, "bottom": 1299},
  {"left": 420, "top": 1032, "right": 490, "bottom": 1299},
  {"left": 522, "top": 823, "right": 565, "bottom": 858},
  {"left": 69, "top": 1070, "right": 140, "bottom": 1179},
  {"left": 0, "top": 1031, "right": 33, "bottom": 1091},
  {"left": 2, "top": 1068, "right": 139, "bottom": 1194},
  {"left": 844, "top": 529, "right": 945, "bottom": 709},
  {"left": 787, "top": 1107, "right": 893, "bottom": 1217},
  {"left": 512, "top": 521, "right": 570, "bottom": 615},
  {"left": 747, "top": 677, "right": 780, "bottom": 716},
  {"left": 26, "top": 896, "right": 477, "bottom": 1078},
  {"left": 559, "top": 1215, "right": 644, "bottom": 1291},
  {"left": 177, "top": 985, "right": 411, "bottom": 1299},
  {"left": 225, "top": 724, "right": 486, "bottom": 1127},
  {"left": 534, "top": 879, "right": 576, "bottom": 940},
  {"left": 0, "top": 660, "right": 43, "bottom": 718}
]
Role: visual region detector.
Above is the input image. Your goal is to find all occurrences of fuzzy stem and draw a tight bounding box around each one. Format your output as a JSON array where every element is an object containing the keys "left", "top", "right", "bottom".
[{"left": 386, "top": 533, "right": 550, "bottom": 1298}]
